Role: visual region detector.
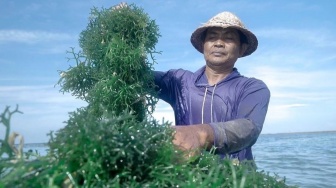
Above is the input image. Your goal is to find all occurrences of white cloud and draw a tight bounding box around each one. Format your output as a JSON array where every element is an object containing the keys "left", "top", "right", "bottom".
[
  {"left": 256, "top": 28, "right": 336, "bottom": 48},
  {"left": 266, "top": 103, "right": 308, "bottom": 121},
  {"left": 0, "top": 30, "right": 75, "bottom": 44},
  {"left": 248, "top": 66, "right": 336, "bottom": 89},
  {"left": 0, "top": 85, "right": 86, "bottom": 115},
  {"left": 0, "top": 85, "right": 86, "bottom": 143},
  {"left": 152, "top": 100, "right": 175, "bottom": 124}
]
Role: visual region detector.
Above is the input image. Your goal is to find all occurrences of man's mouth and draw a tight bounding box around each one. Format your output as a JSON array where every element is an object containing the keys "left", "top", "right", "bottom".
[{"left": 211, "top": 51, "right": 226, "bottom": 56}]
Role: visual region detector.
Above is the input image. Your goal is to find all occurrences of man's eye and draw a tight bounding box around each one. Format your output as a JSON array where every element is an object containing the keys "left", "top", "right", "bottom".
[{"left": 207, "top": 36, "right": 216, "bottom": 40}]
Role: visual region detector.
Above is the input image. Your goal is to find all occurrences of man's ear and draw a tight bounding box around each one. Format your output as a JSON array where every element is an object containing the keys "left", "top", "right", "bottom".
[{"left": 239, "top": 43, "right": 248, "bottom": 57}]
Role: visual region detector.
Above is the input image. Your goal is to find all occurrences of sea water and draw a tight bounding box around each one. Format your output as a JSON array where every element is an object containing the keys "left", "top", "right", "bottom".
[
  {"left": 253, "top": 131, "right": 336, "bottom": 188},
  {"left": 23, "top": 131, "right": 336, "bottom": 188}
]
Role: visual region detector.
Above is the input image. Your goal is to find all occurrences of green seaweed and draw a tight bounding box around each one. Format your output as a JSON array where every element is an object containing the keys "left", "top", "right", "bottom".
[{"left": 0, "top": 3, "right": 296, "bottom": 188}]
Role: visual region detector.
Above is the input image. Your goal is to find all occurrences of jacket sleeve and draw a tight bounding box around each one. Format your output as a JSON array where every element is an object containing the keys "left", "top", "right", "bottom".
[
  {"left": 153, "top": 70, "right": 171, "bottom": 102},
  {"left": 153, "top": 70, "right": 182, "bottom": 105},
  {"left": 209, "top": 79, "right": 270, "bottom": 154}
]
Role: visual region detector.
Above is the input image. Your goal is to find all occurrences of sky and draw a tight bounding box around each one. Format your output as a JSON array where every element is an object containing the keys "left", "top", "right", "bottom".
[{"left": 1, "top": 0, "right": 335, "bottom": 143}]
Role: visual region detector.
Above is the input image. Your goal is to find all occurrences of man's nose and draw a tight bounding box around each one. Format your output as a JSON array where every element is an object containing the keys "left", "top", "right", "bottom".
[{"left": 214, "top": 39, "right": 224, "bottom": 47}]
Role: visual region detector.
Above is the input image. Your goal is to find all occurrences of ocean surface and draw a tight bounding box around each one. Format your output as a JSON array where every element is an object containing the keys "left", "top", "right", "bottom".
[
  {"left": 23, "top": 131, "right": 336, "bottom": 188},
  {"left": 253, "top": 131, "right": 336, "bottom": 188}
]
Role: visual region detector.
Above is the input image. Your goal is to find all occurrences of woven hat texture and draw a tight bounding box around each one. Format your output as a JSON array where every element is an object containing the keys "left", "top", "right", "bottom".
[{"left": 190, "top": 12, "right": 258, "bottom": 57}]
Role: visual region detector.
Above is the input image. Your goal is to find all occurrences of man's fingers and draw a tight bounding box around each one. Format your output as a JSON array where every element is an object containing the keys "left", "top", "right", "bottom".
[{"left": 172, "top": 126, "right": 202, "bottom": 160}]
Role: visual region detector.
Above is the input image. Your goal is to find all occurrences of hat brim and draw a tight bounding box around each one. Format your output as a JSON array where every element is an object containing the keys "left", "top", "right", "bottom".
[{"left": 190, "top": 25, "right": 258, "bottom": 57}]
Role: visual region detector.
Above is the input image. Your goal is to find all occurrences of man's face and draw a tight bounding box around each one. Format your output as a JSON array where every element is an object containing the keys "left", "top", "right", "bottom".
[{"left": 203, "top": 27, "right": 245, "bottom": 69}]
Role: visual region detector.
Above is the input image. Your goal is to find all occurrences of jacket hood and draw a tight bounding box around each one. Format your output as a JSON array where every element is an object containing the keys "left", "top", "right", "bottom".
[{"left": 193, "top": 66, "right": 242, "bottom": 87}]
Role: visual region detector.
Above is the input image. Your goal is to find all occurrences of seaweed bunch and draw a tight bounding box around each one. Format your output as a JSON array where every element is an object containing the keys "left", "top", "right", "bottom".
[
  {"left": 0, "top": 3, "right": 296, "bottom": 188},
  {"left": 58, "top": 3, "right": 160, "bottom": 121}
]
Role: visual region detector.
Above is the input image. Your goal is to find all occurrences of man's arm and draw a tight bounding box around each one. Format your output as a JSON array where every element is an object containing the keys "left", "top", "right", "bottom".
[
  {"left": 174, "top": 79, "right": 270, "bottom": 155},
  {"left": 173, "top": 124, "right": 214, "bottom": 150}
]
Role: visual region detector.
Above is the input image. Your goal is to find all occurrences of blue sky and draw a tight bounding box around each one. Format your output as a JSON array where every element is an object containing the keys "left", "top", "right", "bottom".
[{"left": 1, "top": 0, "right": 335, "bottom": 143}]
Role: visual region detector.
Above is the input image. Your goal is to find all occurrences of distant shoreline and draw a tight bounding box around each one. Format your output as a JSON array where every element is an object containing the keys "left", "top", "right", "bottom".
[
  {"left": 261, "top": 130, "right": 336, "bottom": 135},
  {"left": 22, "top": 130, "right": 336, "bottom": 145},
  {"left": 23, "top": 142, "right": 48, "bottom": 146}
]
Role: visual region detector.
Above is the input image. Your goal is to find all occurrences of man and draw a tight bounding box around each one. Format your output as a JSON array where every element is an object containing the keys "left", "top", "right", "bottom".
[{"left": 154, "top": 12, "right": 270, "bottom": 161}]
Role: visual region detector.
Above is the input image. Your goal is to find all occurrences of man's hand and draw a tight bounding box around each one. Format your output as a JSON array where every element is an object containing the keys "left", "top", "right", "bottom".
[{"left": 172, "top": 124, "right": 214, "bottom": 158}]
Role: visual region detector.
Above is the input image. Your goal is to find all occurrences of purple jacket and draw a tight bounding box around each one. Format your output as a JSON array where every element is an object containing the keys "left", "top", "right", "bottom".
[{"left": 154, "top": 66, "right": 270, "bottom": 161}]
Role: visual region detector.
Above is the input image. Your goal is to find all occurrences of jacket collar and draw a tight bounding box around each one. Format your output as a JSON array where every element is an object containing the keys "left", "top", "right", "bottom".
[{"left": 193, "top": 66, "right": 241, "bottom": 87}]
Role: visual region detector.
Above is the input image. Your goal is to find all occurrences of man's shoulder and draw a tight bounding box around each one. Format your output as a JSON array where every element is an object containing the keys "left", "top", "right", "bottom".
[
  {"left": 164, "top": 66, "right": 207, "bottom": 80},
  {"left": 239, "top": 77, "right": 270, "bottom": 97},
  {"left": 165, "top": 68, "right": 195, "bottom": 79},
  {"left": 224, "top": 76, "right": 269, "bottom": 94},
  {"left": 220, "top": 76, "right": 270, "bottom": 99},
  {"left": 233, "top": 75, "right": 268, "bottom": 87},
  {"left": 246, "top": 77, "right": 268, "bottom": 88}
]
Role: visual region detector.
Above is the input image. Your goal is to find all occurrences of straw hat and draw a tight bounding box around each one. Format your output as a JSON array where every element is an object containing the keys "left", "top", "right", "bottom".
[{"left": 190, "top": 12, "right": 258, "bottom": 57}]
